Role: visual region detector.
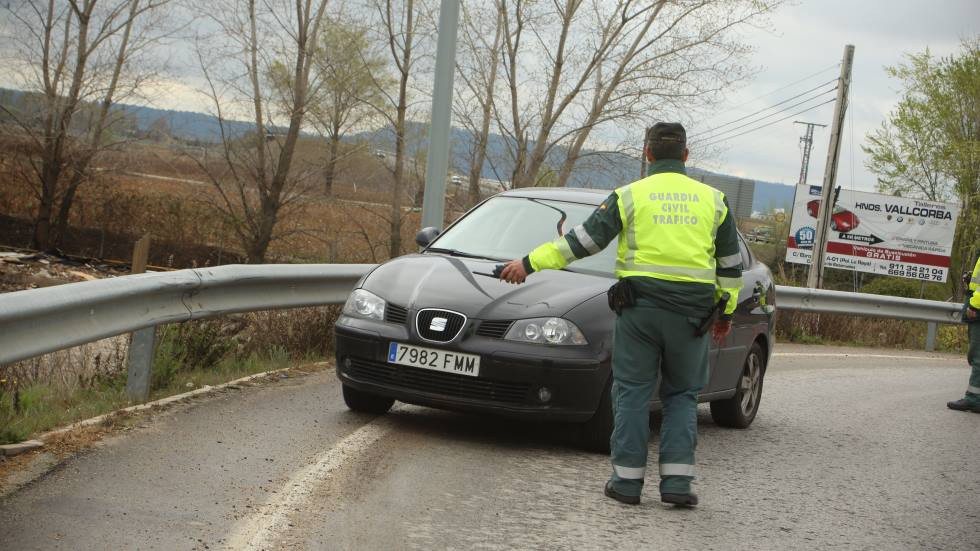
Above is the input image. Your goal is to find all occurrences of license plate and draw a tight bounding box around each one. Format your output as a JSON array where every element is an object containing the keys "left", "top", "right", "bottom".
[{"left": 387, "top": 342, "right": 480, "bottom": 377}]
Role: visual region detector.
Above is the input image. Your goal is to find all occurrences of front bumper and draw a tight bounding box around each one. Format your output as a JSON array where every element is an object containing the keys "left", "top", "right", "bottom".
[{"left": 334, "top": 317, "right": 609, "bottom": 423}]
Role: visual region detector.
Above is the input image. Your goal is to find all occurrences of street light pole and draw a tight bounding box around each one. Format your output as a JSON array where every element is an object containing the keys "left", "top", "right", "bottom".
[{"left": 420, "top": 0, "right": 461, "bottom": 231}]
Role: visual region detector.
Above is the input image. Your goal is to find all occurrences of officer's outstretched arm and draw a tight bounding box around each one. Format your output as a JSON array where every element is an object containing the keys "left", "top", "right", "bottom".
[{"left": 521, "top": 193, "right": 622, "bottom": 275}]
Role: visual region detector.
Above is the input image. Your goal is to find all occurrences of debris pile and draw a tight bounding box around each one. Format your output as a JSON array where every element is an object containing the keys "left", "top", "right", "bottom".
[{"left": 0, "top": 250, "right": 128, "bottom": 293}]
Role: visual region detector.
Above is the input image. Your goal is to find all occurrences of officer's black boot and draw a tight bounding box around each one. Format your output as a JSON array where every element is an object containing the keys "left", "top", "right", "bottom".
[
  {"left": 661, "top": 493, "right": 698, "bottom": 507},
  {"left": 604, "top": 481, "right": 640, "bottom": 505},
  {"left": 947, "top": 398, "right": 980, "bottom": 412}
]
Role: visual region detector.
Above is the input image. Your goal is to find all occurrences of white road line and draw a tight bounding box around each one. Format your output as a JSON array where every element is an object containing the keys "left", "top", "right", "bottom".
[
  {"left": 773, "top": 353, "right": 953, "bottom": 361},
  {"left": 224, "top": 413, "right": 396, "bottom": 550}
]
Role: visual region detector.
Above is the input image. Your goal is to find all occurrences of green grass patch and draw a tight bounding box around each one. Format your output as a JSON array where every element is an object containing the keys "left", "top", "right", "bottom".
[{"left": 0, "top": 351, "right": 303, "bottom": 445}]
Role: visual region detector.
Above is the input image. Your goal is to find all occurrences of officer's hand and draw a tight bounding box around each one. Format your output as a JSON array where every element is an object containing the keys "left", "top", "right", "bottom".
[
  {"left": 712, "top": 319, "right": 732, "bottom": 345},
  {"left": 499, "top": 259, "right": 528, "bottom": 284},
  {"left": 968, "top": 307, "right": 977, "bottom": 320}
]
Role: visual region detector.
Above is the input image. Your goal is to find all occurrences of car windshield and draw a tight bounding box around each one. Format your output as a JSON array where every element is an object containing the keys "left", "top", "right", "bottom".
[{"left": 429, "top": 195, "right": 616, "bottom": 277}]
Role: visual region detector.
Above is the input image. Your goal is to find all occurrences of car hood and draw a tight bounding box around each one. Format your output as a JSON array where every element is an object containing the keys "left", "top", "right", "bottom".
[{"left": 362, "top": 253, "right": 611, "bottom": 319}]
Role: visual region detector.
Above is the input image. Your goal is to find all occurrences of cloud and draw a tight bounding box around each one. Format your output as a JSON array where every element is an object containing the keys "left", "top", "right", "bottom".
[{"left": 699, "top": 0, "right": 979, "bottom": 192}]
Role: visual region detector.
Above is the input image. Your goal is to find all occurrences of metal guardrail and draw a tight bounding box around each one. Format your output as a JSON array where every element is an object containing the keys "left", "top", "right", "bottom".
[
  {"left": 0, "top": 265, "right": 964, "bottom": 369},
  {"left": 774, "top": 285, "right": 962, "bottom": 324},
  {"left": 0, "top": 264, "right": 373, "bottom": 366}
]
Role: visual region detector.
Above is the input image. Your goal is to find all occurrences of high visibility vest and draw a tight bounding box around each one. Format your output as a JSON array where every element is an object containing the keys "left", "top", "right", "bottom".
[{"left": 614, "top": 172, "right": 729, "bottom": 285}]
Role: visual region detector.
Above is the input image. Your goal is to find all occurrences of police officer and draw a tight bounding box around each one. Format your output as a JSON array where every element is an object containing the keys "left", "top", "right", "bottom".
[
  {"left": 499, "top": 122, "right": 743, "bottom": 507},
  {"left": 947, "top": 254, "right": 980, "bottom": 413}
]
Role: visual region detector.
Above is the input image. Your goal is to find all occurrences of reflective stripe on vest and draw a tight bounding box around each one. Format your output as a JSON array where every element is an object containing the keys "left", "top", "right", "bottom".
[
  {"left": 717, "top": 275, "right": 743, "bottom": 289},
  {"left": 717, "top": 252, "right": 741, "bottom": 268},
  {"left": 615, "top": 260, "right": 716, "bottom": 281},
  {"left": 572, "top": 224, "right": 601, "bottom": 254},
  {"left": 556, "top": 237, "right": 576, "bottom": 263}
]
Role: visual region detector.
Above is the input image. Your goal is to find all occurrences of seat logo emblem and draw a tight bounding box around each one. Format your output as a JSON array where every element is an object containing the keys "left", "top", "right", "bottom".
[{"left": 429, "top": 317, "right": 448, "bottom": 332}]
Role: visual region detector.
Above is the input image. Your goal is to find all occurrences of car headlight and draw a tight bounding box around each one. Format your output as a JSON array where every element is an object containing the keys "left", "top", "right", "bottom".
[
  {"left": 342, "top": 289, "right": 386, "bottom": 321},
  {"left": 504, "top": 317, "right": 588, "bottom": 345}
]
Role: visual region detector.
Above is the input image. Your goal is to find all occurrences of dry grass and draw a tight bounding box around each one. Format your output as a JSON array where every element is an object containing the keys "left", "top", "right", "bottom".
[{"left": 775, "top": 310, "right": 967, "bottom": 352}]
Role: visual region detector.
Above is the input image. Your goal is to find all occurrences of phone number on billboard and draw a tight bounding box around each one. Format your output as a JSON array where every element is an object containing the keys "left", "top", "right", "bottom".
[{"left": 886, "top": 263, "right": 946, "bottom": 281}]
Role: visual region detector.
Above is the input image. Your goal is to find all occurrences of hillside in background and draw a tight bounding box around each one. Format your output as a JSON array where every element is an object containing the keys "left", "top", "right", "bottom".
[{"left": 0, "top": 88, "right": 796, "bottom": 212}]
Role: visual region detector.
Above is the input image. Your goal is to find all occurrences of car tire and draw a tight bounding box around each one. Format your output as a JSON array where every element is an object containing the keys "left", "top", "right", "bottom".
[
  {"left": 581, "top": 377, "right": 613, "bottom": 454},
  {"left": 342, "top": 384, "right": 395, "bottom": 414},
  {"left": 710, "top": 342, "right": 765, "bottom": 428}
]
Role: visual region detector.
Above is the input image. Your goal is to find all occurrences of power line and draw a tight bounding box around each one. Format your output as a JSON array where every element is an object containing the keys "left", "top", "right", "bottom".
[
  {"left": 692, "top": 85, "right": 838, "bottom": 144},
  {"left": 690, "top": 78, "right": 838, "bottom": 138},
  {"left": 698, "top": 97, "right": 837, "bottom": 149},
  {"left": 703, "top": 62, "right": 840, "bottom": 120}
]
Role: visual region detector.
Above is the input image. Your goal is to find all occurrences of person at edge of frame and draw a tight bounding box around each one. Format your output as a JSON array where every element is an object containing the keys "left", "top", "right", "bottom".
[
  {"left": 496, "top": 122, "right": 744, "bottom": 508},
  {"left": 948, "top": 253, "right": 980, "bottom": 413}
]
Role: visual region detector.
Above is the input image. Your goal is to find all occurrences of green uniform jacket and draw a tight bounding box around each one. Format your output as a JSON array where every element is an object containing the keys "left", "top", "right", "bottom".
[{"left": 521, "top": 159, "right": 743, "bottom": 320}]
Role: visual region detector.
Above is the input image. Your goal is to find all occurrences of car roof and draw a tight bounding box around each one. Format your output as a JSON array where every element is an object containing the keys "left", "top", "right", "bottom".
[{"left": 495, "top": 187, "right": 610, "bottom": 206}]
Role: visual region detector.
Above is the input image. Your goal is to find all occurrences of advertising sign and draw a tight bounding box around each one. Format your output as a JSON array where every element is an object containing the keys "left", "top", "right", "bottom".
[{"left": 785, "top": 185, "right": 959, "bottom": 282}]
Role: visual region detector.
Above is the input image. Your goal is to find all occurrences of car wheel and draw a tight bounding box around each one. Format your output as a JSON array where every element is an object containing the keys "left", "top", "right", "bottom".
[
  {"left": 581, "top": 378, "right": 613, "bottom": 454},
  {"left": 710, "top": 342, "right": 765, "bottom": 428},
  {"left": 342, "top": 384, "right": 395, "bottom": 414}
]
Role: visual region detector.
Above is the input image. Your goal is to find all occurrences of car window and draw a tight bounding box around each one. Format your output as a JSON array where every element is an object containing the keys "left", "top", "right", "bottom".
[
  {"left": 737, "top": 234, "right": 753, "bottom": 267},
  {"left": 430, "top": 196, "right": 617, "bottom": 276}
]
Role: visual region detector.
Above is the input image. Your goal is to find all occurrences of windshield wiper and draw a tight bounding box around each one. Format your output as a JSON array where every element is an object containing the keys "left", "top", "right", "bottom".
[{"left": 424, "top": 247, "right": 506, "bottom": 262}]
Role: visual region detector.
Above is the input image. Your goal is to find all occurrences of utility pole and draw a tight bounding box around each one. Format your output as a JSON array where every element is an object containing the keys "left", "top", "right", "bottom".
[
  {"left": 806, "top": 44, "right": 855, "bottom": 289},
  {"left": 794, "top": 121, "right": 826, "bottom": 186}
]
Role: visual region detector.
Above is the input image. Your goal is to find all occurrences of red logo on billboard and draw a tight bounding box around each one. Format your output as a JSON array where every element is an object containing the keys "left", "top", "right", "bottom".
[{"left": 806, "top": 199, "right": 860, "bottom": 233}]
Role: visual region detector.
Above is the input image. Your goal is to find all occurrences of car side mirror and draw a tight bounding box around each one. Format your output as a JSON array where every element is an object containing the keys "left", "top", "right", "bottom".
[{"left": 415, "top": 227, "right": 440, "bottom": 248}]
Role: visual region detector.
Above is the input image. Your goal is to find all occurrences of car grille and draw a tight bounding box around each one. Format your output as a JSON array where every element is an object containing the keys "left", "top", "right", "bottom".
[
  {"left": 475, "top": 320, "right": 513, "bottom": 339},
  {"left": 385, "top": 304, "right": 408, "bottom": 325},
  {"left": 416, "top": 309, "right": 466, "bottom": 342},
  {"left": 346, "top": 358, "right": 531, "bottom": 404}
]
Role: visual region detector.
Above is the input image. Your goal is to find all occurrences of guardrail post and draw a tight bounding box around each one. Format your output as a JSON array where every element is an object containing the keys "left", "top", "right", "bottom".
[
  {"left": 126, "top": 234, "right": 155, "bottom": 401},
  {"left": 924, "top": 322, "right": 937, "bottom": 352}
]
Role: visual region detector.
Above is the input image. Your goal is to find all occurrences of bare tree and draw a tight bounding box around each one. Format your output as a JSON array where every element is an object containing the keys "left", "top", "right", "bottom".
[
  {"left": 362, "top": 0, "right": 433, "bottom": 257},
  {"left": 301, "top": 16, "right": 391, "bottom": 197},
  {"left": 0, "top": 0, "right": 171, "bottom": 250},
  {"left": 190, "top": 0, "right": 330, "bottom": 263},
  {"left": 453, "top": 0, "right": 505, "bottom": 207},
  {"left": 491, "top": 0, "right": 781, "bottom": 189}
]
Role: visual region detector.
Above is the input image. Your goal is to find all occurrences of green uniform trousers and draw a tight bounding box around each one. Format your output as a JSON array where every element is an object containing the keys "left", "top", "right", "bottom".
[
  {"left": 959, "top": 298, "right": 980, "bottom": 405},
  {"left": 608, "top": 301, "right": 710, "bottom": 497},
  {"left": 966, "top": 320, "right": 980, "bottom": 405}
]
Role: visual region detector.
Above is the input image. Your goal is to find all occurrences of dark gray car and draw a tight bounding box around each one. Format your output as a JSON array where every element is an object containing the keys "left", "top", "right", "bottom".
[{"left": 334, "top": 188, "right": 776, "bottom": 452}]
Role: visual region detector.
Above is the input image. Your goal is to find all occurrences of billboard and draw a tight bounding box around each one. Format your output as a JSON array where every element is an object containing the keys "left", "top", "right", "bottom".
[{"left": 785, "top": 185, "right": 960, "bottom": 282}]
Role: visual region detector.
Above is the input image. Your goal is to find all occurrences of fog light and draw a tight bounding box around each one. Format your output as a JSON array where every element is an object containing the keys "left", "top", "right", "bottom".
[
  {"left": 344, "top": 357, "right": 352, "bottom": 369},
  {"left": 537, "top": 387, "right": 552, "bottom": 403}
]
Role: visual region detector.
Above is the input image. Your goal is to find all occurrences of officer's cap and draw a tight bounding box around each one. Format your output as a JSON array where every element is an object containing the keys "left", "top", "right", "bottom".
[{"left": 646, "top": 122, "right": 687, "bottom": 147}]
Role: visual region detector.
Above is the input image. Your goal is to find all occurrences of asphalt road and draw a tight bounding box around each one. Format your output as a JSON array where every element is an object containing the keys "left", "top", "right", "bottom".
[{"left": 1, "top": 344, "right": 977, "bottom": 550}]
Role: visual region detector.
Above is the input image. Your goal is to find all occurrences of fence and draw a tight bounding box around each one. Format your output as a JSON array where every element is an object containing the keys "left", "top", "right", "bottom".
[{"left": 0, "top": 264, "right": 964, "bottom": 398}]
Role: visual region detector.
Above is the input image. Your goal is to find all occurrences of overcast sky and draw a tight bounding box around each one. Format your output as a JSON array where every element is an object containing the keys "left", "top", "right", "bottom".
[
  {"left": 2, "top": 0, "right": 977, "bottom": 195},
  {"left": 692, "top": 0, "right": 979, "bottom": 194}
]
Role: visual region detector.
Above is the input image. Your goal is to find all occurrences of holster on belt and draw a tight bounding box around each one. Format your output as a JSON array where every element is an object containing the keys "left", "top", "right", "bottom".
[
  {"left": 695, "top": 292, "right": 731, "bottom": 337},
  {"left": 607, "top": 279, "right": 636, "bottom": 315}
]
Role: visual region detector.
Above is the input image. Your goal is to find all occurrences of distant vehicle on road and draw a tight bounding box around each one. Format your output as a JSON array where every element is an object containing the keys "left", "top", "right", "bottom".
[
  {"left": 374, "top": 149, "right": 387, "bottom": 159},
  {"left": 334, "top": 188, "right": 776, "bottom": 452}
]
